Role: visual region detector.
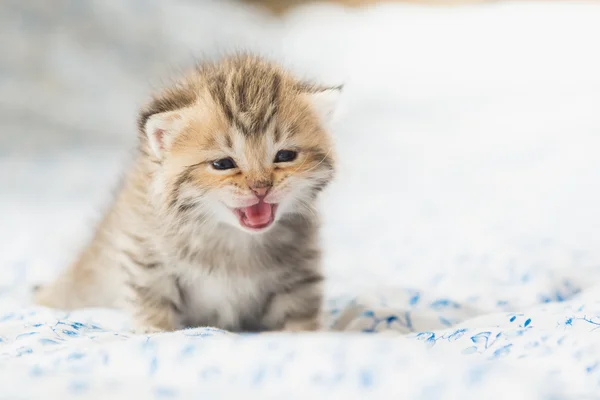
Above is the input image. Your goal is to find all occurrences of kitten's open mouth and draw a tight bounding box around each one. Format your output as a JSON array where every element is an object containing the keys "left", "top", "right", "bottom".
[{"left": 233, "top": 201, "right": 277, "bottom": 231}]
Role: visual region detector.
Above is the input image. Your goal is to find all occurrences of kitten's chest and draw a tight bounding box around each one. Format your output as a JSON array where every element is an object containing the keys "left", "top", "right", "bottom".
[{"left": 177, "top": 268, "right": 273, "bottom": 331}]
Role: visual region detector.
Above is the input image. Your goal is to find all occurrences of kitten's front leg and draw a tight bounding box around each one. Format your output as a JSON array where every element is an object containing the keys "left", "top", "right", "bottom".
[
  {"left": 127, "top": 283, "right": 182, "bottom": 334},
  {"left": 130, "top": 306, "right": 177, "bottom": 334},
  {"left": 261, "top": 275, "right": 324, "bottom": 332},
  {"left": 282, "top": 316, "right": 321, "bottom": 332}
]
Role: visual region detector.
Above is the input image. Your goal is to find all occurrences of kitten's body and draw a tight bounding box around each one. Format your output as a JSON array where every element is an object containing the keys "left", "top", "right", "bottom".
[{"left": 35, "top": 55, "right": 339, "bottom": 333}]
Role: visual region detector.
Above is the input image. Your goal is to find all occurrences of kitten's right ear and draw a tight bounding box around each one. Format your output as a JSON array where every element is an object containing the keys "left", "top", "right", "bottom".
[
  {"left": 143, "top": 110, "right": 187, "bottom": 158},
  {"left": 303, "top": 85, "right": 343, "bottom": 127}
]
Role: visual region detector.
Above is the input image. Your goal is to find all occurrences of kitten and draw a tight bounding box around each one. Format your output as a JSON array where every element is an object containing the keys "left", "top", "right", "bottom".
[{"left": 34, "top": 54, "right": 341, "bottom": 333}]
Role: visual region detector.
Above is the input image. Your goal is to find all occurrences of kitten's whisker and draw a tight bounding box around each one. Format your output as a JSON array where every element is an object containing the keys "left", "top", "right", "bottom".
[
  {"left": 297, "top": 199, "right": 318, "bottom": 220},
  {"left": 302, "top": 146, "right": 333, "bottom": 175},
  {"left": 291, "top": 154, "right": 310, "bottom": 175},
  {"left": 192, "top": 211, "right": 216, "bottom": 232}
]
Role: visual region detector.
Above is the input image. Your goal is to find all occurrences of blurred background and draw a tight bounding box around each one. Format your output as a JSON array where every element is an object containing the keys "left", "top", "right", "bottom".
[{"left": 2, "top": 0, "right": 600, "bottom": 312}]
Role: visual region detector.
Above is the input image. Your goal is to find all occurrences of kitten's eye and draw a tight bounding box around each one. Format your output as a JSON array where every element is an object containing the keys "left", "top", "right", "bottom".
[
  {"left": 274, "top": 150, "right": 298, "bottom": 163},
  {"left": 212, "top": 157, "right": 237, "bottom": 170}
]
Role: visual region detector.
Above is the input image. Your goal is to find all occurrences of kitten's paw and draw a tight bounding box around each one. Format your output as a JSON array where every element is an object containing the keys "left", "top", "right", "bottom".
[
  {"left": 130, "top": 323, "right": 165, "bottom": 335},
  {"left": 283, "top": 317, "right": 321, "bottom": 332}
]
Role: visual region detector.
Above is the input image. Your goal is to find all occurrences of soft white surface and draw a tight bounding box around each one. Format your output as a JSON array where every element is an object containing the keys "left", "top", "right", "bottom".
[{"left": 1, "top": 1, "right": 600, "bottom": 398}]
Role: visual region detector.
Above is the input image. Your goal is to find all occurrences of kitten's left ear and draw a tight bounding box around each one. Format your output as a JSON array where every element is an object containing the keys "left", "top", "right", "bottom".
[{"left": 304, "top": 86, "right": 343, "bottom": 126}]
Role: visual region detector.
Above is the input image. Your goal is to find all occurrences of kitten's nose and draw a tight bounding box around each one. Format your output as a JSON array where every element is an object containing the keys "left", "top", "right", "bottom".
[
  {"left": 247, "top": 178, "right": 272, "bottom": 198},
  {"left": 250, "top": 186, "right": 270, "bottom": 198}
]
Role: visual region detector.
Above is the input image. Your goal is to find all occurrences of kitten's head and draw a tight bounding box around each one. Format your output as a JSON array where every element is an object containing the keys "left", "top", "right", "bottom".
[{"left": 138, "top": 55, "right": 341, "bottom": 234}]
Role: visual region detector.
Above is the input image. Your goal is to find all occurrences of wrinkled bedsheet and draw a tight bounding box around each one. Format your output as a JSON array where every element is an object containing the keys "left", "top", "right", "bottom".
[{"left": 2, "top": 1, "right": 600, "bottom": 398}]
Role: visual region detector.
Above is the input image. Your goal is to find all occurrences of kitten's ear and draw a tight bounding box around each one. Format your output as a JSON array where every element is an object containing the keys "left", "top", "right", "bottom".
[
  {"left": 144, "top": 110, "right": 187, "bottom": 158},
  {"left": 304, "top": 86, "right": 343, "bottom": 126}
]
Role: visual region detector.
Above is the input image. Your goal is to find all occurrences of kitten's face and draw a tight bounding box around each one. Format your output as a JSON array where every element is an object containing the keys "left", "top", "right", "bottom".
[{"left": 144, "top": 81, "right": 339, "bottom": 234}]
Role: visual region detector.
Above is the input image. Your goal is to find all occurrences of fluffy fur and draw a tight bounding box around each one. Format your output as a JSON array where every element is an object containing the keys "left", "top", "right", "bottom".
[{"left": 34, "top": 54, "right": 341, "bottom": 333}]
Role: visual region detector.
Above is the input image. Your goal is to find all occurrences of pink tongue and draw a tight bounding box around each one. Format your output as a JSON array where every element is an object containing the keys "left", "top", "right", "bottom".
[{"left": 242, "top": 201, "right": 272, "bottom": 226}]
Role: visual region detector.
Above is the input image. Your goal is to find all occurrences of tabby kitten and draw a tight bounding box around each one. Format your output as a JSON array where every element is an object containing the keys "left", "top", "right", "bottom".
[{"left": 34, "top": 54, "right": 341, "bottom": 333}]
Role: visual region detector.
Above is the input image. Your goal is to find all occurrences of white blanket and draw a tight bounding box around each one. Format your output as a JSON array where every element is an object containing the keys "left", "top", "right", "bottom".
[{"left": 2, "top": 1, "right": 600, "bottom": 398}]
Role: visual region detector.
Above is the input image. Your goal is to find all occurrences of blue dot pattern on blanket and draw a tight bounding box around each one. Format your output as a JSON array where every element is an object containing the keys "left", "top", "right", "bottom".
[{"left": 1, "top": 286, "right": 600, "bottom": 398}]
